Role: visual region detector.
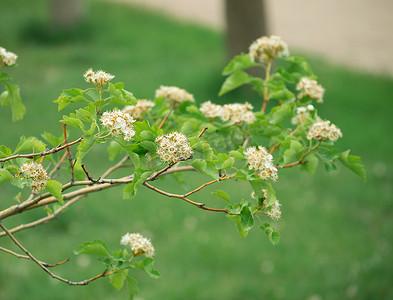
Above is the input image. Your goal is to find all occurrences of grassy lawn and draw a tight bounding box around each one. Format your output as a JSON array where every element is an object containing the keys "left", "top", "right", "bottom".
[{"left": 1, "top": 0, "right": 392, "bottom": 299}]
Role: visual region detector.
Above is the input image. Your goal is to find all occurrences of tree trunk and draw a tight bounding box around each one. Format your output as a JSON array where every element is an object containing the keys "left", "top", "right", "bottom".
[
  {"left": 50, "top": 0, "right": 83, "bottom": 28},
  {"left": 225, "top": 0, "right": 268, "bottom": 59}
]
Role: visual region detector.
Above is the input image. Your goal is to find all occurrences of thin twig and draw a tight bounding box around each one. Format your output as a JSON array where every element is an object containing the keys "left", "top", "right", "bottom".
[
  {"left": 62, "top": 124, "right": 75, "bottom": 182},
  {"left": 158, "top": 107, "right": 173, "bottom": 129},
  {"left": 197, "top": 127, "right": 208, "bottom": 138},
  {"left": 0, "top": 246, "right": 69, "bottom": 267},
  {"left": 261, "top": 61, "right": 272, "bottom": 113},
  {"left": 183, "top": 174, "right": 233, "bottom": 198},
  {"left": 0, "top": 222, "right": 110, "bottom": 285},
  {"left": 81, "top": 164, "right": 100, "bottom": 183},
  {"left": 0, "top": 196, "right": 84, "bottom": 238},
  {"left": 49, "top": 151, "right": 68, "bottom": 178},
  {"left": 143, "top": 182, "right": 228, "bottom": 213},
  {"left": 0, "top": 138, "right": 83, "bottom": 163}
]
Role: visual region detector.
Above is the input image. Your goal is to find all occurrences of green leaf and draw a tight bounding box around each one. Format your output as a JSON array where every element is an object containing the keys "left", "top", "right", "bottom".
[
  {"left": 338, "top": 150, "right": 366, "bottom": 182},
  {"left": 219, "top": 71, "right": 250, "bottom": 96},
  {"left": 211, "top": 190, "right": 230, "bottom": 202},
  {"left": 73, "top": 239, "right": 109, "bottom": 256},
  {"left": 191, "top": 159, "right": 207, "bottom": 173},
  {"left": 229, "top": 147, "right": 246, "bottom": 160},
  {"left": 123, "top": 169, "right": 153, "bottom": 199},
  {"left": 0, "top": 72, "right": 11, "bottom": 83},
  {"left": 221, "top": 157, "right": 235, "bottom": 169},
  {"left": 134, "top": 257, "right": 160, "bottom": 279},
  {"left": 0, "top": 145, "right": 12, "bottom": 158},
  {"left": 124, "top": 147, "right": 141, "bottom": 168},
  {"left": 61, "top": 114, "right": 85, "bottom": 130},
  {"left": 301, "top": 153, "right": 319, "bottom": 176},
  {"left": 41, "top": 132, "right": 63, "bottom": 148},
  {"left": 107, "top": 141, "right": 124, "bottom": 161},
  {"left": 110, "top": 270, "right": 128, "bottom": 291},
  {"left": 0, "top": 90, "right": 9, "bottom": 106},
  {"left": 5, "top": 84, "right": 25, "bottom": 121},
  {"left": 240, "top": 206, "right": 254, "bottom": 231},
  {"left": 283, "top": 140, "right": 303, "bottom": 164},
  {"left": 46, "top": 180, "right": 63, "bottom": 204},
  {"left": 139, "top": 141, "right": 157, "bottom": 152},
  {"left": 13, "top": 136, "right": 46, "bottom": 154},
  {"left": 226, "top": 215, "right": 249, "bottom": 238},
  {"left": 54, "top": 88, "right": 88, "bottom": 111},
  {"left": 126, "top": 276, "right": 139, "bottom": 300},
  {"left": 76, "top": 135, "right": 98, "bottom": 161},
  {"left": 268, "top": 103, "right": 292, "bottom": 124},
  {"left": 260, "top": 223, "right": 280, "bottom": 245},
  {"left": 0, "top": 169, "right": 13, "bottom": 183},
  {"left": 222, "top": 53, "right": 258, "bottom": 75},
  {"left": 191, "top": 159, "right": 219, "bottom": 180}
]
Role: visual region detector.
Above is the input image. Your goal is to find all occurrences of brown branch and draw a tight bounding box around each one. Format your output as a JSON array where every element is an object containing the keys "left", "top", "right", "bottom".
[
  {"left": 158, "top": 107, "right": 173, "bottom": 129},
  {"left": 0, "top": 138, "right": 83, "bottom": 163},
  {"left": 81, "top": 164, "right": 100, "bottom": 183},
  {"left": 0, "top": 246, "right": 69, "bottom": 267},
  {"left": 143, "top": 182, "right": 228, "bottom": 213},
  {"left": 183, "top": 174, "right": 233, "bottom": 198},
  {"left": 0, "top": 222, "right": 110, "bottom": 286},
  {"left": 62, "top": 123, "right": 75, "bottom": 182},
  {"left": 0, "top": 196, "right": 84, "bottom": 238},
  {"left": 197, "top": 127, "right": 208, "bottom": 138}
]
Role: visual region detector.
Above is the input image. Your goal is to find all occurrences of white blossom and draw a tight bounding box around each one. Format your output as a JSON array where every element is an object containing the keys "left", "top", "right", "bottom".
[
  {"left": 245, "top": 146, "right": 278, "bottom": 181},
  {"left": 0, "top": 46, "right": 18, "bottom": 66},
  {"left": 307, "top": 120, "right": 342, "bottom": 142},
  {"left": 121, "top": 233, "right": 155, "bottom": 257},
  {"left": 20, "top": 161, "right": 49, "bottom": 193},
  {"left": 296, "top": 77, "right": 325, "bottom": 103},
  {"left": 123, "top": 99, "right": 155, "bottom": 120},
  {"left": 83, "top": 68, "right": 114, "bottom": 89},
  {"left": 249, "top": 36, "right": 289, "bottom": 63},
  {"left": 100, "top": 109, "right": 136, "bottom": 141},
  {"left": 155, "top": 85, "right": 194, "bottom": 108},
  {"left": 199, "top": 101, "right": 222, "bottom": 119},
  {"left": 220, "top": 102, "right": 256, "bottom": 125},
  {"left": 155, "top": 131, "right": 193, "bottom": 163}
]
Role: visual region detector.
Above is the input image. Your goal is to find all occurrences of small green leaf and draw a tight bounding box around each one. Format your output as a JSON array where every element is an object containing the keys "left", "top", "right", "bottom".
[
  {"left": 222, "top": 53, "right": 258, "bottom": 75},
  {"left": 13, "top": 136, "right": 46, "bottom": 154},
  {"left": 0, "top": 169, "right": 13, "bottom": 183},
  {"left": 211, "top": 190, "right": 230, "bottom": 202},
  {"left": 191, "top": 159, "right": 207, "bottom": 173},
  {"left": 6, "top": 84, "right": 25, "bottom": 121},
  {"left": 110, "top": 270, "right": 128, "bottom": 291},
  {"left": 107, "top": 141, "right": 124, "bottom": 161},
  {"left": 0, "top": 145, "right": 12, "bottom": 158},
  {"left": 76, "top": 135, "right": 98, "bottom": 161},
  {"left": 301, "top": 153, "right": 319, "bottom": 176},
  {"left": 260, "top": 223, "right": 280, "bottom": 245},
  {"left": 229, "top": 147, "right": 246, "bottom": 160},
  {"left": 126, "top": 276, "right": 139, "bottom": 300},
  {"left": 240, "top": 206, "right": 254, "bottom": 231},
  {"left": 338, "top": 150, "right": 366, "bottom": 182},
  {"left": 219, "top": 71, "right": 250, "bottom": 96},
  {"left": 46, "top": 180, "right": 63, "bottom": 204},
  {"left": 139, "top": 141, "right": 157, "bottom": 152},
  {"left": 123, "top": 169, "right": 153, "bottom": 199},
  {"left": 134, "top": 257, "right": 160, "bottom": 279},
  {"left": 226, "top": 215, "right": 248, "bottom": 238},
  {"left": 73, "top": 239, "right": 109, "bottom": 256},
  {"left": 41, "top": 132, "right": 63, "bottom": 148}
]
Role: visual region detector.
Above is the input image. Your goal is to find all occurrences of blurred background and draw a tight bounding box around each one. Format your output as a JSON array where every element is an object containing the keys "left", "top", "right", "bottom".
[{"left": 0, "top": 0, "right": 392, "bottom": 299}]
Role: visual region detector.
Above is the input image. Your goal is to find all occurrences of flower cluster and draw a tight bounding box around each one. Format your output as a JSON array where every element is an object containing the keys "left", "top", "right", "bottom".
[
  {"left": 100, "top": 109, "right": 136, "bottom": 141},
  {"left": 20, "top": 161, "right": 49, "bottom": 193},
  {"left": 155, "top": 85, "right": 195, "bottom": 108},
  {"left": 220, "top": 102, "right": 256, "bottom": 125},
  {"left": 199, "top": 101, "right": 222, "bottom": 119},
  {"left": 83, "top": 68, "right": 115, "bottom": 89},
  {"left": 266, "top": 200, "right": 282, "bottom": 220},
  {"left": 296, "top": 77, "right": 325, "bottom": 103},
  {"left": 307, "top": 120, "right": 342, "bottom": 142},
  {"left": 123, "top": 99, "right": 155, "bottom": 120},
  {"left": 291, "top": 104, "right": 315, "bottom": 124},
  {"left": 0, "top": 47, "right": 18, "bottom": 66},
  {"left": 249, "top": 35, "right": 289, "bottom": 63},
  {"left": 120, "top": 233, "right": 155, "bottom": 257},
  {"left": 245, "top": 146, "right": 278, "bottom": 181},
  {"left": 251, "top": 189, "right": 268, "bottom": 201},
  {"left": 155, "top": 131, "right": 193, "bottom": 163}
]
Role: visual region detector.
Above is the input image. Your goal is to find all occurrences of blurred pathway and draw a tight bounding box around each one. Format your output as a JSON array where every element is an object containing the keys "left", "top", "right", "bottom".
[{"left": 109, "top": 0, "right": 393, "bottom": 76}]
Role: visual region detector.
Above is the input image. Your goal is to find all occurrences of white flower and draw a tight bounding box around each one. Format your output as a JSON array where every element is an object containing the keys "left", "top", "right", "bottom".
[
  {"left": 266, "top": 200, "right": 282, "bottom": 220},
  {"left": 291, "top": 105, "right": 315, "bottom": 124},
  {"left": 20, "top": 161, "right": 49, "bottom": 193},
  {"left": 199, "top": 101, "right": 222, "bottom": 119},
  {"left": 307, "top": 120, "right": 342, "bottom": 142},
  {"left": 100, "top": 109, "right": 136, "bottom": 141},
  {"left": 0, "top": 46, "right": 18, "bottom": 66},
  {"left": 121, "top": 233, "right": 155, "bottom": 257},
  {"left": 83, "top": 68, "right": 114, "bottom": 88},
  {"left": 155, "top": 131, "right": 193, "bottom": 163},
  {"left": 155, "top": 85, "right": 194, "bottom": 108},
  {"left": 249, "top": 36, "right": 289, "bottom": 63},
  {"left": 220, "top": 102, "right": 256, "bottom": 125},
  {"left": 123, "top": 99, "right": 155, "bottom": 120},
  {"left": 296, "top": 77, "right": 325, "bottom": 103},
  {"left": 245, "top": 146, "right": 278, "bottom": 181}
]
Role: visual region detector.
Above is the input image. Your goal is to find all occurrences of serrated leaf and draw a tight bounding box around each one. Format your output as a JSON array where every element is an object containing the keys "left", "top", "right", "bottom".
[
  {"left": 229, "top": 147, "right": 246, "bottom": 160},
  {"left": 76, "top": 135, "right": 98, "bottom": 161},
  {"left": 123, "top": 169, "right": 153, "bottom": 199},
  {"left": 219, "top": 71, "right": 250, "bottom": 96},
  {"left": 134, "top": 257, "right": 160, "bottom": 279},
  {"left": 338, "top": 150, "right": 366, "bottom": 182},
  {"left": 139, "top": 141, "right": 157, "bottom": 152},
  {"left": 46, "top": 180, "right": 63, "bottom": 204},
  {"left": 226, "top": 214, "right": 248, "bottom": 238},
  {"left": 110, "top": 270, "right": 128, "bottom": 291},
  {"left": 13, "top": 136, "right": 46, "bottom": 154},
  {"left": 127, "top": 276, "right": 139, "bottom": 300},
  {"left": 222, "top": 53, "right": 258, "bottom": 75},
  {"left": 0, "top": 145, "right": 12, "bottom": 158},
  {"left": 268, "top": 103, "right": 292, "bottom": 124},
  {"left": 211, "top": 190, "right": 230, "bottom": 202},
  {"left": 73, "top": 239, "right": 109, "bottom": 256},
  {"left": 125, "top": 148, "right": 141, "bottom": 168},
  {"left": 5, "top": 84, "right": 25, "bottom": 121},
  {"left": 260, "top": 223, "right": 280, "bottom": 245},
  {"left": 0, "top": 169, "right": 13, "bottom": 183},
  {"left": 240, "top": 206, "right": 254, "bottom": 231},
  {"left": 191, "top": 159, "right": 207, "bottom": 173}
]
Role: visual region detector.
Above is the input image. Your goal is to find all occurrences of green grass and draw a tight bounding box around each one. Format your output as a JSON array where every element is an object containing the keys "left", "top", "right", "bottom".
[{"left": 1, "top": 1, "right": 393, "bottom": 299}]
